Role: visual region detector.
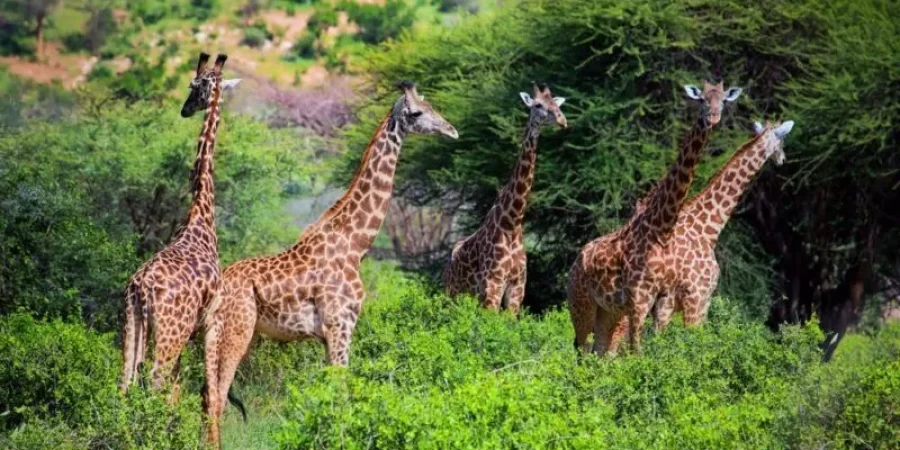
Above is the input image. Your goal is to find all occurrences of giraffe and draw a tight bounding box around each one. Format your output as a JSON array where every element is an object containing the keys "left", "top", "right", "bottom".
[
  {"left": 443, "top": 83, "right": 567, "bottom": 313},
  {"left": 568, "top": 78, "right": 741, "bottom": 355},
  {"left": 604, "top": 119, "right": 795, "bottom": 349},
  {"left": 200, "top": 82, "right": 457, "bottom": 448},
  {"left": 119, "top": 52, "right": 240, "bottom": 394}
]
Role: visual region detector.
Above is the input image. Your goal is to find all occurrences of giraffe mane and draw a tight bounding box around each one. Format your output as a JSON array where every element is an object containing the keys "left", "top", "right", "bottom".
[{"left": 319, "top": 112, "right": 392, "bottom": 221}]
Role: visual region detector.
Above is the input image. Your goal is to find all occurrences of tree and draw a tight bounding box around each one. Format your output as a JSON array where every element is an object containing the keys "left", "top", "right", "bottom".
[
  {"left": 7, "top": 0, "right": 61, "bottom": 61},
  {"left": 344, "top": 0, "right": 899, "bottom": 352}
]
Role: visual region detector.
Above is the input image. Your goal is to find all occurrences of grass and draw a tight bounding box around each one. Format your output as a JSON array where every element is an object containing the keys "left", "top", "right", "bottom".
[{"left": 219, "top": 400, "right": 285, "bottom": 450}]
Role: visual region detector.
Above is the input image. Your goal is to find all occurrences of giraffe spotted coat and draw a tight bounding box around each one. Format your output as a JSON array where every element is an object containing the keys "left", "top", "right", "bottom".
[
  {"left": 568, "top": 79, "right": 742, "bottom": 355},
  {"left": 443, "top": 83, "right": 567, "bottom": 313},
  {"left": 119, "top": 53, "right": 240, "bottom": 394},
  {"left": 201, "top": 82, "right": 457, "bottom": 449}
]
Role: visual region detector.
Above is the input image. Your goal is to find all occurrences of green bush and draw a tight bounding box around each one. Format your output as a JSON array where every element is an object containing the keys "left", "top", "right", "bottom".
[
  {"left": 0, "top": 89, "right": 325, "bottom": 330},
  {"left": 266, "top": 263, "right": 898, "bottom": 449},
  {"left": 0, "top": 314, "right": 203, "bottom": 449},
  {"left": 242, "top": 23, "right": 273, "bottom": 48},
  {"left": 341, "top": 0, "right": 417, "bottom": 45}
]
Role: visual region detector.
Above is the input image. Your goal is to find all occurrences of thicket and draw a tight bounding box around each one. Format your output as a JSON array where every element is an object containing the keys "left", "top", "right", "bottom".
[
  {"left": 0, "top": 82, "right": 326, "bottom": 330},
  {"left": 1, "top": 262, "right": 898, "bottom": 449},
  {"left": 345, "top": 0, "right": 900, "bottom": 327},
  {"left": 274, "top": 264, "right": 897, "bottom": 449}
]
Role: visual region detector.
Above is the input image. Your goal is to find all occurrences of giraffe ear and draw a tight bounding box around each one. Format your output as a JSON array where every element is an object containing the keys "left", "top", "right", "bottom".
[
  {"left": 753, "top": 121, "right": 765, "bottom": 135},
  {"left": 684, "top": 85, "right": 703, "bottom": 100},
  {"left": 222, "top": 79, "right": 242, "bottom": 91},
  {"left": 724, "top": 87, "right": 742, "bottom": 102},
  {"left": 553, "top": 97, "right": 566, "bottom": 107},
  {"left": 774, "top": 120, "right": 794, "bottom": 139},
  {"left": 519, "top": 92, "right": 533, "bottom": 107}
]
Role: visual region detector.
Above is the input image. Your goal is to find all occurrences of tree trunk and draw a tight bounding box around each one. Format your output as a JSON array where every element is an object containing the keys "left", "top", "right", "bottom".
[{"left": 35, "top": 14, "right": 44, "bottom": 62}]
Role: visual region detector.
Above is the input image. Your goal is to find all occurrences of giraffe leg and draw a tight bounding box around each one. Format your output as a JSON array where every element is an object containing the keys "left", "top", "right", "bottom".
[
  {"left": 205, "top": 291, "right": 256, "bottom": 449},
  {"left": 653, "top": 292, "right": 677, "bottom": 333},
  {"left": 592, "top": 309, "right": 625, "bottom": 357},
  {"left": 682, "top": 284, "right": 715, "bottom": 326},
  {"left": 322, "top": 285, "right": 363, "bottom": 367},
  {"left": 481, "top": 276, "right": 504, "bottom": 311},
  {"left": 505, "top": 264, "right": 526, "bottom": 315},
  {"left": 605, "top": 314, "right": 630, "bottom": 356},
  {"left": 568, "top": 275, "right": 596, "bottom": 354},
  {"left": 626, "top": 290, "right": 652, "bottom": 354},
  {"left": 149, "top": 306, "right": 197, "bottom": 392}
]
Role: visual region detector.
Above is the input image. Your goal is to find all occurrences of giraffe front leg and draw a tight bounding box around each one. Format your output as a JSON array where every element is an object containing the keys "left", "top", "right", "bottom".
[
  {"left": 653, "top": 292, "right": 677, "bottom": 333},
  {"left": 322, "top": 287, "right": 363, "bottom": 367},
  {"left": 505, "top": 264, "right": 526, "bottom": 315},
  {"left": 481, "top": 276, "right": 504, "bottom": 311},
  {"left": 605, "top": 314, "right": 630, "bottom": 356},
  {"left": 626, "top": 289, "right": 653, "bottom": 354},
  {"left": 592, "top": 309, "right": 626, "bottom": 357}
]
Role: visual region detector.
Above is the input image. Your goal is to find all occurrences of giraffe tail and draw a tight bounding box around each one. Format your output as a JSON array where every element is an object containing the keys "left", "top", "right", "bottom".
[
  {"left": 120, "top": 282, "right": 148, "bottom": 392},
  {"left": 228, "top": 388, "right": 247, "bottom": 422}
]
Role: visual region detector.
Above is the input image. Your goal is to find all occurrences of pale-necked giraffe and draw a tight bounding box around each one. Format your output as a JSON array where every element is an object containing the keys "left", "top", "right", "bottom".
[
  {"left": 603, "top": 120, "right": 795, "bottom": 350},
  {"left": 201, "top": 82, "right": 457, "bottom": 448},
  {"left": 119, "top": 53, "right": 240, "bottom": 394},
  {"left": 443, "top": 83, "right": 567, "bottom": 313},
  {"left": 568, "top": 78, "right": 741, "bottom": 355}
]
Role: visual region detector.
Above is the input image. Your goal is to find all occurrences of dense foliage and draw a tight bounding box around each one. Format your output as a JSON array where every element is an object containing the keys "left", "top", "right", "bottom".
[
  {"left": 273, "top": 266, "right": 900, "bottom": 449},
  {"left": 346, "top": 0, "right": 900, "bottom": 323},
  {"left": 0, "top": 314, "right": 203, "bottom": 449},
  {"left": 1, "top": 263, "right": 898, "bottom": 449},
  {"left": 0, "top": 81, "right": 325, "bottom": 330}
]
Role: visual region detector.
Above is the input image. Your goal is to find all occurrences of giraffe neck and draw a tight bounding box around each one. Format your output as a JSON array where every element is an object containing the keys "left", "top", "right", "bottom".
[
  {"left": 641, "top": 115, "right": 711, "bottom": 239},
  {"left": 492, "top": 121, "right": 540, "bottom": 232},
  {"left": 318, "top": 113, "right": 405, "bottom": 257},
  {"left": 176, "top": 84, "right": 221, "bottom": 251},
  {"left": 685, "top": 132, "right": 768, "bottom": 245}
]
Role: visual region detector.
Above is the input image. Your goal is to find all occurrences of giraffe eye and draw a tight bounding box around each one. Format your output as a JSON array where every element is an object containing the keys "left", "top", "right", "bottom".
[
  {"left": 534, "top": 103, "right": 543, "bottom": 109},
  {"left": 409, "top": 111, "right": 423, "bottom": 118}
]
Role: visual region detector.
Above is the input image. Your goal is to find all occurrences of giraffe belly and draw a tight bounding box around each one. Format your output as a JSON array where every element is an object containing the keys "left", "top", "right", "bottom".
[{"left": 255, "top": 299, "right": 321, "bottom": 342}]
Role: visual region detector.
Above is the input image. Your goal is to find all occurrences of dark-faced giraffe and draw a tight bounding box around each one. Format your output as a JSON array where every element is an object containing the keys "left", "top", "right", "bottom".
[
  {"left": 568, "top": 78, "right": 741, "bottom": 355},
  {"left": 603, "top": 120, "right": 794, "bottom": 350},
  {"left": 201, "top": 82, "right": 457, "bottom": 448},
  {"left": 119, "top": 53, "right": 240, "bottom": 394},
  {"left": 443, "top": 83, "right": 567, "bottom": 314}
]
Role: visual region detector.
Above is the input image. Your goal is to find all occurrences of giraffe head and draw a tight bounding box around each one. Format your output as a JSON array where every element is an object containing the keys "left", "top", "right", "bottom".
[
  {"left": 752, "top": 120, "right": 795, "bottom": 166},
  {"left": 180, "top": 52, "right": 242, "bottom": 118},
  {"left": 392, "top": 81, "right": 458, "bottom": 139},
  {"left": 519, "top": 82, "right": 567, "bottom": 129},
  {"left": 683, "top": 77, "right": 742, "bottom": 126}
]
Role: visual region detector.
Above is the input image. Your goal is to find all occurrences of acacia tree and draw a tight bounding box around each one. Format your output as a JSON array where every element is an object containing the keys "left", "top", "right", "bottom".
[{"left": 345, "top": 0, "right": 899, "bottom": 352}]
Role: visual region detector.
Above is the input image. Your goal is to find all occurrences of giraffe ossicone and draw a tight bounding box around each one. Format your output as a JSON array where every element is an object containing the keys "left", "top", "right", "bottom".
[{"left": 444, "top": 83, "right": 567, "bottom": 313}]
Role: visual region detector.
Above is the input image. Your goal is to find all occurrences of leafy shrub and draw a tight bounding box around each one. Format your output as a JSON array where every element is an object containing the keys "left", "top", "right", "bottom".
[
  {"left": 242, "top": 22, "right": 272, "bottom": 48},
  {"left": 341, "top": 0, "right": 417, "bottom": 45},
  {"left": 185, "top": 0, "right": 220, "bottom": 21},
  {"left": 291, "top": 31, "right": 318, "bottom": 59},
  {"left": 0, "top": 314, "right": 203, "bottom": 449},
  {"left": 0, "top": 90, "right": 324, "bottom": 330}
]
